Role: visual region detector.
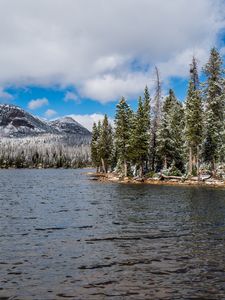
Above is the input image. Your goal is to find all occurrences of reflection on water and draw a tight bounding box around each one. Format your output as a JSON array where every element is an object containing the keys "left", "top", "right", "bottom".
[{"left": 0, "top": 169, "right": 225, "bottom": 299}]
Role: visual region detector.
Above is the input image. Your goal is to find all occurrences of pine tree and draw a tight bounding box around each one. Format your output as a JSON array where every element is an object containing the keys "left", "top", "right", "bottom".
[
  {"left": 143, "top": 85, "right": 151, "bottom": 170},
  {"left": 203, "top": 48, "right": 225, "bottom": 172},
  {"left": 170, "top": 100, "right": 185, "bottom": 172},
  {"left": 91, "top": 122, "right": 101, "bottom": 172},
  {"left": 129, "top": 96, "right": 150, "bottom": 176},
  {"left": 98, "top": 115, "right": 113, "bottom": 173},
  {"left": 185, "top": 57, "right": 203, "bottom": 176},
  {"left": 157, "top": 89, "right": 184, "bottom": 171},
  {"left": 143, "top": 85, "right": 151, "bottom": 130},
  {"left": 150, "top": 66, "right": 162, "bottom": 171},
  {"left": 114, "top": 97, "right": 133, "bottom": 177}
]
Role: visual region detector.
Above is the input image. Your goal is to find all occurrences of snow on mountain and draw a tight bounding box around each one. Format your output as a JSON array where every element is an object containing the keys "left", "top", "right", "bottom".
[
  {"left": 49, "top": 117, "right": 91, "bottom": 136},
  {"left": 0, "top": 105, "right": 92, "bottom": 167},
  {"left": 0, "top": 104, "right": 57, "bottom": 137},
  {"left": 0, "top": 105, "right": 91, "bottom": 141}
]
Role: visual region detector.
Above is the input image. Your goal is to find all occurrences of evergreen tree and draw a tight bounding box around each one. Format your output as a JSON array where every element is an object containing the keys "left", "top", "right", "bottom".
[
  {"left": 203, "top": 48, "right": 225, "bottom": 172},
  {"left": 91, "top": 122, "right": 101, "bottom": 172},
  {"left": 150, "top": 66, "right": 162, "bottom": 171},
  {"left": 170, "top": 100, "right": 185, "bottom": 172},
  {"left": 157, "top": 89, "right": 184, "bottom": 171},
  {"left": 89, "top": 48, "right": 224, "bottom": 179},
  {"left": 185, "top": 57, "right": 203, "bottom": 176},
  {"left": 129, "top": 96, "right": 150, "bottom": 176},
  {"left": 143, "top": 85, "right": 151, "bottom": 130},
  {"left": 143, "top": 85, "right": 151, "bottom": 170},
  {"left": 98, "top": 115, "right": 113, "bottom": 173},
  {"left": 114, "top": 97, "right": 133, "bottom": 177}
]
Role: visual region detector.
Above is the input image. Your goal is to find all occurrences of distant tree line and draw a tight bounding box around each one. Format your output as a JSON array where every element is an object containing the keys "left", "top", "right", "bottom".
[
  {"left": 0, "top": 134, "right": 91, "bottom": 168},
  {"left": 91, "top": 48, "right": 225, "bottom": 179}
]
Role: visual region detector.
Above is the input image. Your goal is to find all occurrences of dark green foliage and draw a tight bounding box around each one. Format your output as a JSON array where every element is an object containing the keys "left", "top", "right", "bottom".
[
  {"left": 91, "top": 122, "right": 101, "bottom": 170},
  {"left": 91, "top": 116, "right": 113, "bottom": 172},
  {"left": 184, "top": 57, "right": 203, "bottom": 175},
  {"left": 98, "top": 115, "right": 113, "bottom": 172},
  {"left": 202, "top": 48, "right": 225, "bottom": 168},
  {"left": 129, "top": 96, "right": 150, "bottom": 175},
  {"left": 114, "top": 97, "right": 133, "bottom": 176},
  {"left": 90, "top": 48, "right": 224, "bottom": 177},
  {"left": 157, "top": 89, "right": 184, "bottom": 172},
  {"left": 185, "top": 57, "right": 203, "bottom": 152}
]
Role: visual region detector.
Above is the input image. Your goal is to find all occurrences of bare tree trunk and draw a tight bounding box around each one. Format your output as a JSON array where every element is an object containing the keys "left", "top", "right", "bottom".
[
  {"left": 124, "top": 160, "right": 127, "bottom": 177},
  {"left": 101, "top": 158, "right": 106, "bottom": 174},
  {"left": 139, "top": 162, "right": 144, "bottom": 178},
  {"left": 189, "top": 147, "right": 192, "bottom": 176},
  {"left": 164, "top": 156, "right": 167, "bottom": 169},
  {"left": 151, "top": 134, "right": 156, "bottom": 171},
  {"left": 197, "top": 146, "right": 200, "bottom": 181},
  {"left": 212, "top": 158, "right": 216, "bottom": 177},
  {"left": 193, "top": 154, "right": 196, "bottom": 171}
]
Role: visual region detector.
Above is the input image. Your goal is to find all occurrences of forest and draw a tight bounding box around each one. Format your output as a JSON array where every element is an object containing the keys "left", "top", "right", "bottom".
[
  {"left": 91, "top": 48, "right": 225, "bottom": 180},
  {"left": 0, "top": 134, "right": 90, "bottom": 168}
]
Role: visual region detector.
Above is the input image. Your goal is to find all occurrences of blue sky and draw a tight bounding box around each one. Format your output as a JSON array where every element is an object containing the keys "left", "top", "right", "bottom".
[{"left": 0, "top": 0, "right": 225, "bottom": 130}]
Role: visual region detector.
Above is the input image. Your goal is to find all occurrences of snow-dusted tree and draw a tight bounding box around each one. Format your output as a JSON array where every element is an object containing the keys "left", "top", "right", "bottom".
[
  {"left": 0, "top": 134, "right": 91, "bottom": 169},
  {"left": 143, "top": 85, "right": 151, "bottom": 170},
  {"left": 114, "top": 97, "right": 133, "bottom": 177},
  {"left": 150, "top": 66, "right": 162, "bottom": 171},
  {"left": 91, "top": 122, "right": 101, "bottom": 172},
  {"left": 98, "top": 115, "right": 113, "bottom": 173},
  {"left": 157, "top": 89, "right": 185, "bottom": 171},
  {"left": 129, "top": 96, "right": 150, "bottom": 176},
  {"left": 202, "top": 48, "right": 225, "bottom": 172},
  {"left": 185, "top": 57, "right": 203, "bottom": 176},
  {"left": 170, "top": 100, "right": 185, "bottom": 172}
]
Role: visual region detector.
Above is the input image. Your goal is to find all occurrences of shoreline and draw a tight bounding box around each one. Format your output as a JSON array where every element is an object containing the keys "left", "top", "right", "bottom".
[{"left": 88, "top": 172, "right": 225, "bottom": 188}]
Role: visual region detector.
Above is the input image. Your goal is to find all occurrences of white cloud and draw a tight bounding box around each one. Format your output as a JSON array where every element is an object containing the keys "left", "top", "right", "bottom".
[
  {"left": 0, "top": 87, "right": 14, "bottom": 103},
  {"left": 81, "top": 73, "right": 155, "bottom": 102},
  {"left": 0, "top": 0, "right": 224, "bottom": 102},
  {"left": 28, "top": 97, "right": 49, "bottom": 109},
  {"left": 68, "top": 113, "right": 114, "bottom": 131},
  {"left": 45, "top": 109, "right": 57, "bottom": 118},
  {"left": 64, "top": 91, "right": 80, "bottom": 103}
]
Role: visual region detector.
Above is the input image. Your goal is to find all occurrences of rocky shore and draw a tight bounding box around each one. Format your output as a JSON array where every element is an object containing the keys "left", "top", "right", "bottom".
[{"left": 88, "top": 172, "right": 225, "bottom": 188}]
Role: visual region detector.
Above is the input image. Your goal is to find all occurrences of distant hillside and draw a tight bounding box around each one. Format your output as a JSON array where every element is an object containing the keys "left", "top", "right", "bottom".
[
  {"left": 0, "top": 104, "right": 92, "bottom": 168},
  {"left": 0, "top": 104, "right": 91, "bottom": 139}
]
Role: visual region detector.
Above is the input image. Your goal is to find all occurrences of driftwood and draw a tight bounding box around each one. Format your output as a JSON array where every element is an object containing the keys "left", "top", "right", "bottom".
[
  {"left": 160, "top": 174, "right": 183, "bottom": 180},
  {"left": 189, "top": 174, "right": 213, "bottom": 181},
  {"left": 160, "top": 173, "right": 213, "bottom": 182}
]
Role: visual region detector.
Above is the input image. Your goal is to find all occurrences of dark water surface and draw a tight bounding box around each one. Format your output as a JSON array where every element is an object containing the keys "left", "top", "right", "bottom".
[{"left": 0, "top": 169, "right": 225, "bottom": 300}]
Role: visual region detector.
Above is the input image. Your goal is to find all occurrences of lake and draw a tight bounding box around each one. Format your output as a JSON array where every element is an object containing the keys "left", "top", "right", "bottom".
[{"left": 0, "top": 169, "right": 225, "bottom": 299}]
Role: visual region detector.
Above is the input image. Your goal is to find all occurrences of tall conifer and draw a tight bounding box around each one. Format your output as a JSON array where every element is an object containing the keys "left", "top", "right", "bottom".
[
  {"left": 91, "top": 122, "right": 101, "bottom": 172},
  {"left": 114, "top": 97, "right": 133, "bottom": 177},
  {"left": 203, "top": 48, "right": 225, "bottom": 172},
  {"left": 185, "top": 57, "right": 203, "bottom": 176},
  {"left": 130, "top": 96, "right": 150, "bottom": 176},
  {"left": 98, "top": 115, "right": 113, "bottom": 173}
]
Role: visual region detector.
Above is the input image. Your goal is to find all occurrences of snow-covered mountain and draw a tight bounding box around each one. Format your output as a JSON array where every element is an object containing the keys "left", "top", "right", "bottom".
[
  {"left": 50, "top": 117, "right": 91, "bottom": 136},
  {"left": 0, "top": 104, "right": 92, "bottom": 168},
  {"left": 0, "top": 104, "right": 56, "bottom": 137},
  {"left": 0, "top": 104, "right": 91, "bottom": 140}
]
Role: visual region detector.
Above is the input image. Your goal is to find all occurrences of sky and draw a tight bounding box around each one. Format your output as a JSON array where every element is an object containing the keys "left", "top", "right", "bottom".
[{"left": 0, "top": 0, "right": 225, "bottom": 130}]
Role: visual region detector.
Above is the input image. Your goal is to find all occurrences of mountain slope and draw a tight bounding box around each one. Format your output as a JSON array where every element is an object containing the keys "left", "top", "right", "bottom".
[
  {"left": 0, "top": 104, "right": 92, "bottom": 168},
  {"left": 0, "top": 104, "right": 56, "bottom": 137},
  {"left": 49, "top": 117, "right": 91, "bottom": 136},
  {"left": 0, "top": 105, "right": 91, "bottom": 140}
]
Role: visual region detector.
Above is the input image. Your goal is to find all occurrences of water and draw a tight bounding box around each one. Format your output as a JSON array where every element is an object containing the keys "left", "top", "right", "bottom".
[{"left": 0, "top": 169, "right": 225, "bottom": 300}]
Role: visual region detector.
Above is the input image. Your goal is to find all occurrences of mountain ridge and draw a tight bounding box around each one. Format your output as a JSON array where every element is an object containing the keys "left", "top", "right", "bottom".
[{"left": 0, "top": 104, "right": 91, "bottom": 138}]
